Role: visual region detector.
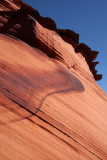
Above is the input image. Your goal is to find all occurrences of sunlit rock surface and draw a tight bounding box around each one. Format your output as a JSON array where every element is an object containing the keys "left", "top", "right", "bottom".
[
  {"left": 0, "top": 1, "right": 107, "bottom": 160},
  {"left": 0, "top": 0, "right": 21, "bottom": 11}
]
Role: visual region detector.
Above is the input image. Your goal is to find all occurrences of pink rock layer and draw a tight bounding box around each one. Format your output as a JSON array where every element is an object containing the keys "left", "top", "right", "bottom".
[{"left": 0, "top": 1, "right": 107, "bottom": 160}]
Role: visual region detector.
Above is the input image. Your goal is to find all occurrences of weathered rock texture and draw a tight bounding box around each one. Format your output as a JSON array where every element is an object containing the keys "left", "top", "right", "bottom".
[{"left": 0, "top": 1, "right": 107, "bottom": 160}]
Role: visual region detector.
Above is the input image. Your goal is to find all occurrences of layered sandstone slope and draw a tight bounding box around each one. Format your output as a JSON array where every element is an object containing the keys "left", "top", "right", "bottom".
[
  {"left": 0, "top": 0, "right": 21, "bottom": 11},
  {"left": 0, "top": 1, "right": 107, "bottom": 160}
]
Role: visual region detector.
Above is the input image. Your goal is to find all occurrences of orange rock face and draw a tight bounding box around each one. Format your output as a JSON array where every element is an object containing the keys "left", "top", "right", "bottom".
[
  {"left": 0, "top": 1, "right": 107, "bottom": 160},
  {"left": 0, "top": 0, "right": 22, "bottom": 11}
]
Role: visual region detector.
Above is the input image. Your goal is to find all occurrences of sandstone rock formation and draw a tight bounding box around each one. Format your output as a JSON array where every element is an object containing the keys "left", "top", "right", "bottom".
[{"left": 0, "top": 1, "right": 107, "bottom": 160}]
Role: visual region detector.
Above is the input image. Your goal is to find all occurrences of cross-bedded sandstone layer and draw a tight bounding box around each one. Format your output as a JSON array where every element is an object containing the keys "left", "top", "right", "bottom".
[
  {"left": 0, "top": 0, "right": 21, "bottom": 11},
  {"left": 0, "top": 1, "right": 107, "bottom": 160}
]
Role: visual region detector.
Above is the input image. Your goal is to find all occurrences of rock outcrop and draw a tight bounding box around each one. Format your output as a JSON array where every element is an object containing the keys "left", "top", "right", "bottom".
[
  {"left": 0, "top": 1, "right": 107, "bottom": 160},
  {"left": 0, "top": 0, "right": 102, "bottom": 81}
]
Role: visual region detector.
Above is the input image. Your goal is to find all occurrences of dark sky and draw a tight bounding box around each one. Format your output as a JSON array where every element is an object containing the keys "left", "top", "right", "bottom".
[{"left": 23, "top": 0, "right": 107, "bottom": 93}]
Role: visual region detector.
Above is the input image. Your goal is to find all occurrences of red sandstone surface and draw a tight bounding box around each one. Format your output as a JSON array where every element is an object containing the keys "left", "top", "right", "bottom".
[{"left": 0, "top": 1, "right": 107, "bottom": 160}]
